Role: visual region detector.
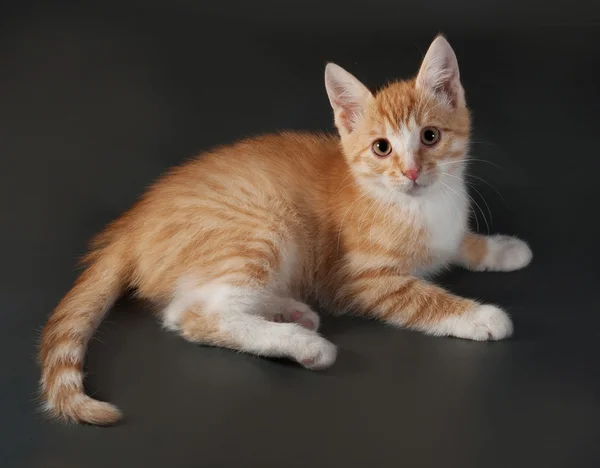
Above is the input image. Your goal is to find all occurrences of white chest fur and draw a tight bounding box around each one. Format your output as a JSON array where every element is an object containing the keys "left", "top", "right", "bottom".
[{"left": 411, "top": 172, "right": 469, "bottom": 276}]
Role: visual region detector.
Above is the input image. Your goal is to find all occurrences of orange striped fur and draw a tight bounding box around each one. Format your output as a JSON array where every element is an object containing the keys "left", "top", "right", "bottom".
[{"left": 39, "top": 36, "right": 532, "bottom": 425}]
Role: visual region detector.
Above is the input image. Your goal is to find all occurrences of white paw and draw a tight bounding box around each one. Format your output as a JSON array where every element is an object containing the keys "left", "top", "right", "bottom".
[
  {"left": 437, "top": 304, "right": 514, "bottom": 341},
  {"left": 272, "top": 300, "right": 320, "bottom": 331},
  {"left": 482, "top": 235, "right": 532, "bottom": 272},
  {"left": 296, "top": 335, "right": 337, "bottom": 370}
]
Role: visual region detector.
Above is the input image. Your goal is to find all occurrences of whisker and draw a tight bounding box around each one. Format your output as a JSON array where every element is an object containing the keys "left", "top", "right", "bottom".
[
  {"left": 440, "top": 171, "right": 493, "bottom": 227},
  {"left": 464, "top": 173, "right": 508, "bottom": 208},
  {"left": 465, "top": 158, "right": 504, "bottom": 170},
  {"left": 439, "top": 185, "right": 452, "bottom": 221},
  {"left": 331, "top": 172, "right": 357, "bottom": 200},
  {"left": 467, "top": 184, "right": 493, "bottom": 228},
  {"left": 440, "top": 180, "right": 480, "bottom": 232},
  {"left": 439, "top": 183, "right": 462, "bottom": 226},
  {"left": 469, "top": 139, "right": 502, "bottom": 148},
  {"left": 466, "top": 191, "right": 490, "bottom": 234},
  {"left": 436, "top": 158, "right": 504, "bottom": 170},
  {"left": 428, "top": 160, "right": 508, "bottom": 211}
]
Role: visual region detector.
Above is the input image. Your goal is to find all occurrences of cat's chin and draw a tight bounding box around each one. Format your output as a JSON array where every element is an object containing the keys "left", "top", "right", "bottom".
[
  {"left": 404, "top": 182, "right": 433, "bottom": 196},
  {"left": 406, "top": 185, "right": 424, "bottom": 196}
]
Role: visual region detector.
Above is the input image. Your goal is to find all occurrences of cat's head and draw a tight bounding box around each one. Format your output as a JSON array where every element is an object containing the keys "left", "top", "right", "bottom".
[{"left": 325, "top": 36, "right": 470, "bottom": 199}]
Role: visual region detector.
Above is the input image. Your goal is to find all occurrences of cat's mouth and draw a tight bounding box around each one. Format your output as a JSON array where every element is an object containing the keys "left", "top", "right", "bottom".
[
  {"left": 385, "top": 177, "right": 434, "bottom": 196},
  {"left": 404, "top": 180, "right": 432, "bottom": 195},
  {"left": 405, "top": 174, "right": 438, "bottom": 195},
  {"left": 406, "top": 183, "right": 424, "bottom": 195}
]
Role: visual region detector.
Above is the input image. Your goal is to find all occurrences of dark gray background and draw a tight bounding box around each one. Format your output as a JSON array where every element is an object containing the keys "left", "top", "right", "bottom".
[{"left": 1, "top": 1, "right": 600, "bottom": 467}]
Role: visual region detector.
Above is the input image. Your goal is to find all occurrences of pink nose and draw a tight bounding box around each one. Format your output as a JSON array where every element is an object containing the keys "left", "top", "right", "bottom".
[{"left": 403, "top": 168, "right": 420, "bottom": 181}]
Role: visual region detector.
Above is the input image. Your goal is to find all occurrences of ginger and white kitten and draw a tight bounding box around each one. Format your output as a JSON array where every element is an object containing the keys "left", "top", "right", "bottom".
[{"left": 39, "top": 36, "right": 532, "bottom": 425}]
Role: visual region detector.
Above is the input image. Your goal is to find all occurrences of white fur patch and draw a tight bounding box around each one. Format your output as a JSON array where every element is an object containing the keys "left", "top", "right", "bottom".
[
  {"left": 162, "top": 277, "right": 336, "bottom": 370},
  {"left": 388, "top": 116, "right": 420, "bottom": 158},
  {"left": 163, "top": 282, "right": 260, "bottom": 329},
  {"left": 425, "top": 304, "right": 513, "bottom": 341},
  {"left": 46, "top": 343, "right": 82, "bottom": 366},
  {"left": 477, "top": 235, "right": 533, "bottom": 272},
  {"left": 375, "top": 110, "right": 470, "bottom": 278},
  {"left": 220, "top": 313, "right": 336, "bottom": 369},
  {"left": 271, "top": 240, "right": 298, "bottom": 296},
  {"left": 410, "top": 168, "right": 470, "bottom": 276},
  {"left": 49, "top": 369, "right": 82, "bottom": 396}
]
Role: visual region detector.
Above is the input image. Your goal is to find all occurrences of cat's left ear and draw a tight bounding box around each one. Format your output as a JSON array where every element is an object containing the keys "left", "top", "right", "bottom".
[
  {"left": 416, "top": 35, "right": 465, "bottom": 108},
  {"left": 325, "top": 63, "right": 373, "bottom": 135}
]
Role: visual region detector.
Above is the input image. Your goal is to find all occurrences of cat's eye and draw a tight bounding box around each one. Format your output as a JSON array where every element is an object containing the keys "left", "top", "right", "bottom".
[
  {"left": 420, "top": 127, "right": 441, "bottom": 146},
  {"left": 372, "top": 139, "right": 392, "bottom": 157}
]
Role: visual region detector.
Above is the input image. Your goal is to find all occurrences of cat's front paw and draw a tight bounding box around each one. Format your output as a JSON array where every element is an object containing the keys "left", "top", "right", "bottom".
[
  {"left": 440, "top": 304, "right": 514, "bottom": 341},
  {"left": 480, "top": 235, "right": 532, "bottom": 272}
]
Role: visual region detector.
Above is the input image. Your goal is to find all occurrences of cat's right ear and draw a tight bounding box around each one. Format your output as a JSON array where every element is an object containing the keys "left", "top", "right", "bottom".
[
  {"left": 325, "top": 63, "right": 373, "bottom": 135},
  {"left": 416, "top": 36, "right": 464, "bottom": 108}
]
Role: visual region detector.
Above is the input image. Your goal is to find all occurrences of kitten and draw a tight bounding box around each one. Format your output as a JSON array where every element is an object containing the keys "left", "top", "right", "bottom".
[{"left": 39, "top": 36, "right": 532, "bottom": 425}]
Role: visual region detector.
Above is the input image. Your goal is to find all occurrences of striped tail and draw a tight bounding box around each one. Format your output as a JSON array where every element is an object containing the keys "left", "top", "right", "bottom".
[{"left": 39, "top": 246, "right": 127, "bottom": 425}]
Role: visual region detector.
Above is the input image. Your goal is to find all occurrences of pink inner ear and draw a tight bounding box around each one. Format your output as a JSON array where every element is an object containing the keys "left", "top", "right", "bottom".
[
  {"left": 435, "top": 75, "right": 460, "bottom": 108},
  {"left": 326, "top": 66, "right": 371, "bottom": 134},
  {"left": 338, "top": 110, "right": 353, "bottom": 133},
  {"left": 416, "top": 38, "right": 462, "bottom": 108},
  {"left": 334, "top": 92, "right": 367, "bottom": 133},
  {"left": 337, "top": 105, "right": 363, "bottom": 133}
]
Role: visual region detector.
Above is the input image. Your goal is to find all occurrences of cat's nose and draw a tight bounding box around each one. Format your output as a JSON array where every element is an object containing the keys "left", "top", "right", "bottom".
[{"left": 403, "top": 167, "right": 420, "bottom": 181}]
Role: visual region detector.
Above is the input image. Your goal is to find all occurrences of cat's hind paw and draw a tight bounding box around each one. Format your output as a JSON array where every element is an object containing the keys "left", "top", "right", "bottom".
[
  {"left": 298, "top": 336, "right": 338, "bottom": 370},
  {"left": 271, "top": 299, "right": 320, "bottom": 332}
]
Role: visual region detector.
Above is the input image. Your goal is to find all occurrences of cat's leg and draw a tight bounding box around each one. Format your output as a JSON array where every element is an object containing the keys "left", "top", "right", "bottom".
[
  {"left": 158, "top": 219, "right": 332, "bottom": 367},
  {"left": 456, "top": 232, "right": 532, "bottom": 272},
  {"left": 337, "top": 271, "right": 513, "bottom": 341},
  {"left": 163, "top": 287, "right": 335, "bottom": 369}
]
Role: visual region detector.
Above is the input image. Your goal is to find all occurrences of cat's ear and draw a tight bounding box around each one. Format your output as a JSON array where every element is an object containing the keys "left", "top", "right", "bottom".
[
  {"left": 416, "top": 35, "right": 464, "bottom": 107},
  {"left": 325, "top": 63, "right": 373, "bottom": 134}
]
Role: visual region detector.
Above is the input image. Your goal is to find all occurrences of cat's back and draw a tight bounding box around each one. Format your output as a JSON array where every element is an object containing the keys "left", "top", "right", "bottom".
[
  {"left": 121, "top": 131, "right": 339, "bottom": 241},
  {"left": 109, "top": 132, "right": 339, "bottom": 295},
  {"left": 154, "top": 132, "right": 337, "bottom": 199}
]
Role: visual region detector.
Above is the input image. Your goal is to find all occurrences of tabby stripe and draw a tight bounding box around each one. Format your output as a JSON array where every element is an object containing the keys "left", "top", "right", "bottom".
[
  {"left": 366, "top": 278, "right": 417, "bottom": 316},
  {"left": 200, "top": 210, "right": 264, "bottom": 227},
  {"left": 250, "top": 239, "right": 281, "bottom": 264},
  {"left": 213, "top": 264, "right": 271, "bottom": 283},
  {"left": 204, "top": 248, "right": 279, "bottom": 271},
  {"left": 205, "top": 198, "right": 267, "bottom": 221},
  {"left": 349, "top": 267, "right": 400, "bottom": 283},
  {"left": 42, "top": 362, "right": 81, "bottom": 391}
]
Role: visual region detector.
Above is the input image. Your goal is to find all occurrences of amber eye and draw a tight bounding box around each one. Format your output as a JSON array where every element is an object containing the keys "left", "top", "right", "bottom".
[
  {"left": 372, "top": 139, "right": 392, "bottom": 157},
  {"left": 421, "top": 127, "right": 441, "bottom": 146}
]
